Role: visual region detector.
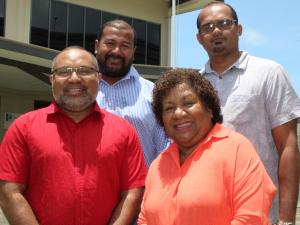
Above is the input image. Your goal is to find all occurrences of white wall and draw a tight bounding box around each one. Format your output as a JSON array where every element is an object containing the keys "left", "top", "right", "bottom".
[
  {"left": 4, "top": 0, "right": 170, "bottom": 66},
  {"left": 0, "top": 89, "right": 52, "bottom": 140},
  {"left": 5, "top": 0, "right": 31, "bottom": 43}
]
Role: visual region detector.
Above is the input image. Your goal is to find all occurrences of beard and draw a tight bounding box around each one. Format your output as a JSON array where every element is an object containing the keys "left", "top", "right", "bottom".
[
  {"left": 97, "top": 54, "right": 132, "bottom": 78},
  {"left": 212, "top": 45, "right": 226, "bottom": 53},
  {"left": 210, "top": 36, "right": 227, "bottom": 54},
  {"left": 54, "top": 84, "right": 95, "bottom": 112}
]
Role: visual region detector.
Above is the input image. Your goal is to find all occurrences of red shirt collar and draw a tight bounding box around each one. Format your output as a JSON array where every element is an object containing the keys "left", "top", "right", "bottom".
[
  {"left": 45, "top": 101, "right": 102, "bottom": 123},
  {"left": 46, "top": 101, "right": 101, "bottom": 114}
]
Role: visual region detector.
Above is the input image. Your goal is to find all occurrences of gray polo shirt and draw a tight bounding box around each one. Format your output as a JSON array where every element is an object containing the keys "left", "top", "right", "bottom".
[{"left": 201, "top": 51, "right": 300, "bottom": 223}]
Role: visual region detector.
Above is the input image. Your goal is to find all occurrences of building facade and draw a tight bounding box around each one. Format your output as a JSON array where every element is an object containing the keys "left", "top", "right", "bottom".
[
  {"left": 0, "top": 1, "right": 299, "bottom": 223},
  {"left": 0, "top": 0, "right": 217, "bottom": 140}
]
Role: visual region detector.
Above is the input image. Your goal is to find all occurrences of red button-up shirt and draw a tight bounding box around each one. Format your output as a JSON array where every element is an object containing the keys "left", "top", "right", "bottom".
[{"left": 0, "top": 102, "right": 147, "bottom": 225}]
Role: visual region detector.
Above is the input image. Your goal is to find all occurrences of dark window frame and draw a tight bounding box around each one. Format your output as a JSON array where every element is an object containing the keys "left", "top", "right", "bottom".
[
  {"left": 67, "top": 4, "right": 85, "bottom": 47},
  {"left": 49, "top": 0, "right": 68, "bottom": 50},
  {"left": 147, "top": 22, "right": 161, "bottom": 65},
  {"left": 30, "top": 0, "right": 161, "bottom": 65},
  {"left": 30, "top": 0, "right": 50, "bottom": 47},
  {"left": 85, "top": 7, "right": 102, "bottom": 53},
  {"left": 133, "top": 18, "right": 147, "bottom": 64},
  {"left": 0, "top": 0, "right": 6, "bottom": 36}
]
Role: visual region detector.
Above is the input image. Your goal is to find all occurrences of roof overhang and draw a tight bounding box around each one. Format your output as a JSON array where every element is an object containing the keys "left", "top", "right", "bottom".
[
  {"left": 0, "top": 38, "right": 171, "bottom": 93},
  {"left": 168, "top": 0, "right": 224, "bottom": 14},
  {"left": 0, "top": 38, "right": 55, "bottom": 94}
]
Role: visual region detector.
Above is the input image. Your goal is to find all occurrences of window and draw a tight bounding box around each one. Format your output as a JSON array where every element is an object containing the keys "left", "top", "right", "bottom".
[
  {"left": 102, "top": 11, "right": 117, "bottom": 25},
  {"left": 30, "top": 0, "right": 161, "bottom": 65},
  {"left": 0, "top": 0, "right": 5, "bottom": 36},
  {"left": 68, "top": 4, "right": 84, "bottom": 47},
  {"left": 85, "top": 8, "right": 101, "bottom": 53},
  {"left": 118, "top": 15, "right": 132, "bottom": 25},
  {"left": 50, "top": 0, "right": 67, "bottom": 50},
  {"left": 31, "top": 0, "right": 50, "bottom": 46},
  {"left": 133, "top": 19, "right": 146, "bottom": 64},
  {"left": 147, "top": 23, "right": 161, "bottom": 65}
]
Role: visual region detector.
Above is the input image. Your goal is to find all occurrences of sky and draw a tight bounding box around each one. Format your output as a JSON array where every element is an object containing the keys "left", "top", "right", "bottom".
[{"left": 175, "top": 0, "right": 300, "bottom": 96}]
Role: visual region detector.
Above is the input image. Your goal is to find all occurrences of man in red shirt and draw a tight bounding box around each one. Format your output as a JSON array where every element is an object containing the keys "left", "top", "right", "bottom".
[{"left": 0, "top": 46, "right": 147, "bottom": 225}]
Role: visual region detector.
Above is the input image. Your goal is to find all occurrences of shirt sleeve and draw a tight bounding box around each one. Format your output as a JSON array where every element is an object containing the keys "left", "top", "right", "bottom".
[
  {"left": 0, "top": 118, "right": 30, "bottom": 184},
  {"left": 264, "top": 63, "right": 300, "bottom": 128},
  {"left": 120, "top": 125, "right": 147, "bottom": 191},
  {"left": 231, "top": 136, "right": 276, "bottom": 225}
]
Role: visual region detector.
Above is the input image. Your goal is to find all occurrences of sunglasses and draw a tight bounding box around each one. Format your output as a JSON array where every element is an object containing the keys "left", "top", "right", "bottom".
[{"left": 199, "top": 19, "right": 237, "bottom": 34}]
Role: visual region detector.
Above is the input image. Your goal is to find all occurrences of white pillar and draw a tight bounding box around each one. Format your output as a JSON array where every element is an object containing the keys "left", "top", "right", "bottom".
[{"left": 170, "top": 0, "right": 176, "bottom": 68}]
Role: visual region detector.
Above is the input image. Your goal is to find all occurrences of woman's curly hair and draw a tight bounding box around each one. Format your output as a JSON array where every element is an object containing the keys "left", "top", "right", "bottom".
[{"left": 152, "top": 68, "right": 223, "bottom": 127}]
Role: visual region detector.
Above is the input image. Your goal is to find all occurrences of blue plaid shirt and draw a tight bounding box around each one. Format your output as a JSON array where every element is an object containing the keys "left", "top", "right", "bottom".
[{"left": 97, "top": 66, "right": 169, "bottom": 166}]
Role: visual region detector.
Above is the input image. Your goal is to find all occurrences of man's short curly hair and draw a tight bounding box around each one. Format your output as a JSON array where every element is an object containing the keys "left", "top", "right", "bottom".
[{"left": 152, "top": 68, "right": 223, "bottom": 127}]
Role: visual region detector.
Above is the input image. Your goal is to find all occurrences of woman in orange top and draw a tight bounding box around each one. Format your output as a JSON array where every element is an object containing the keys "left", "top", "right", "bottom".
[{"left": 138, "top": 69, "right": 276, "bottom": 225}]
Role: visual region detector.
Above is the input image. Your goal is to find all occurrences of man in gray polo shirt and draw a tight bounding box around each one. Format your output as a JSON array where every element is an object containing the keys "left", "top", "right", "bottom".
[{"left": 196, "top": 2, "right": 300, "bottom": 225}]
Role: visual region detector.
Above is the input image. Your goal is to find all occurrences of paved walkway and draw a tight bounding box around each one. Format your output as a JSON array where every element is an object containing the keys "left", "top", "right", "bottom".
[
  {"left": 296, "top": 197, "right": 300, "bottom": 224},
  {"left": 0, "top": 209, "right": 8, "bottom": 225}
]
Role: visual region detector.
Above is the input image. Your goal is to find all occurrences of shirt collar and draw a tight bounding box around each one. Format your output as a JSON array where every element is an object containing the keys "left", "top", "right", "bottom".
[
  {"left": 201, "top": 51, "right": 249, "bottom": 75},
  {"left": 100, "top": 65, "right": 138, "bottom": 86},
  {"left": 46, "top": 101, "right": 102, "bottom": 115},
  {"left": 205, "top": 123, "right": 230, "bottom": 140},
  {"left": 166, "top": 123, "right": 229, "bottom": 160}
]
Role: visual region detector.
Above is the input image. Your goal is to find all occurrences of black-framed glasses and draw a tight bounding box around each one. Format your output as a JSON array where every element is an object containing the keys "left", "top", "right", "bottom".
[
  {"left": 199, "top": 19, "right": 237, "bottom": 34},
  {"left": 51, "top": 66, "right": 98, "bottom": 78}
]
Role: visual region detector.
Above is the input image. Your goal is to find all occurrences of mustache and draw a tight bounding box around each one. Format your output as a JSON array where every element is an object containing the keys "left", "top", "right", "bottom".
[
  {"left": 63, "top": 84, "right": 87, "bottom": 92},
  {"left": 211, "top": 36, "right": 225, "bottom": 43},
  {"left": 105, "top": 54, "right": 125, "bottom": 62}
]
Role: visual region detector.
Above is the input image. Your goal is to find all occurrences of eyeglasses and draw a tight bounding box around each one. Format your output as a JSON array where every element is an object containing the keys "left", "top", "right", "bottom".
[
  {"left": 199, "top": 19, "right": 237, "bottom": 34},
  {"left": 51, "top": 66, "right": 98, "bottom": 78}
]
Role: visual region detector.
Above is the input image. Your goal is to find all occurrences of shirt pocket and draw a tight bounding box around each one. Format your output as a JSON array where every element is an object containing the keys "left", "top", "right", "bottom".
[{"left": 224, "top": 94, "right": 259, "bottom": 125}]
